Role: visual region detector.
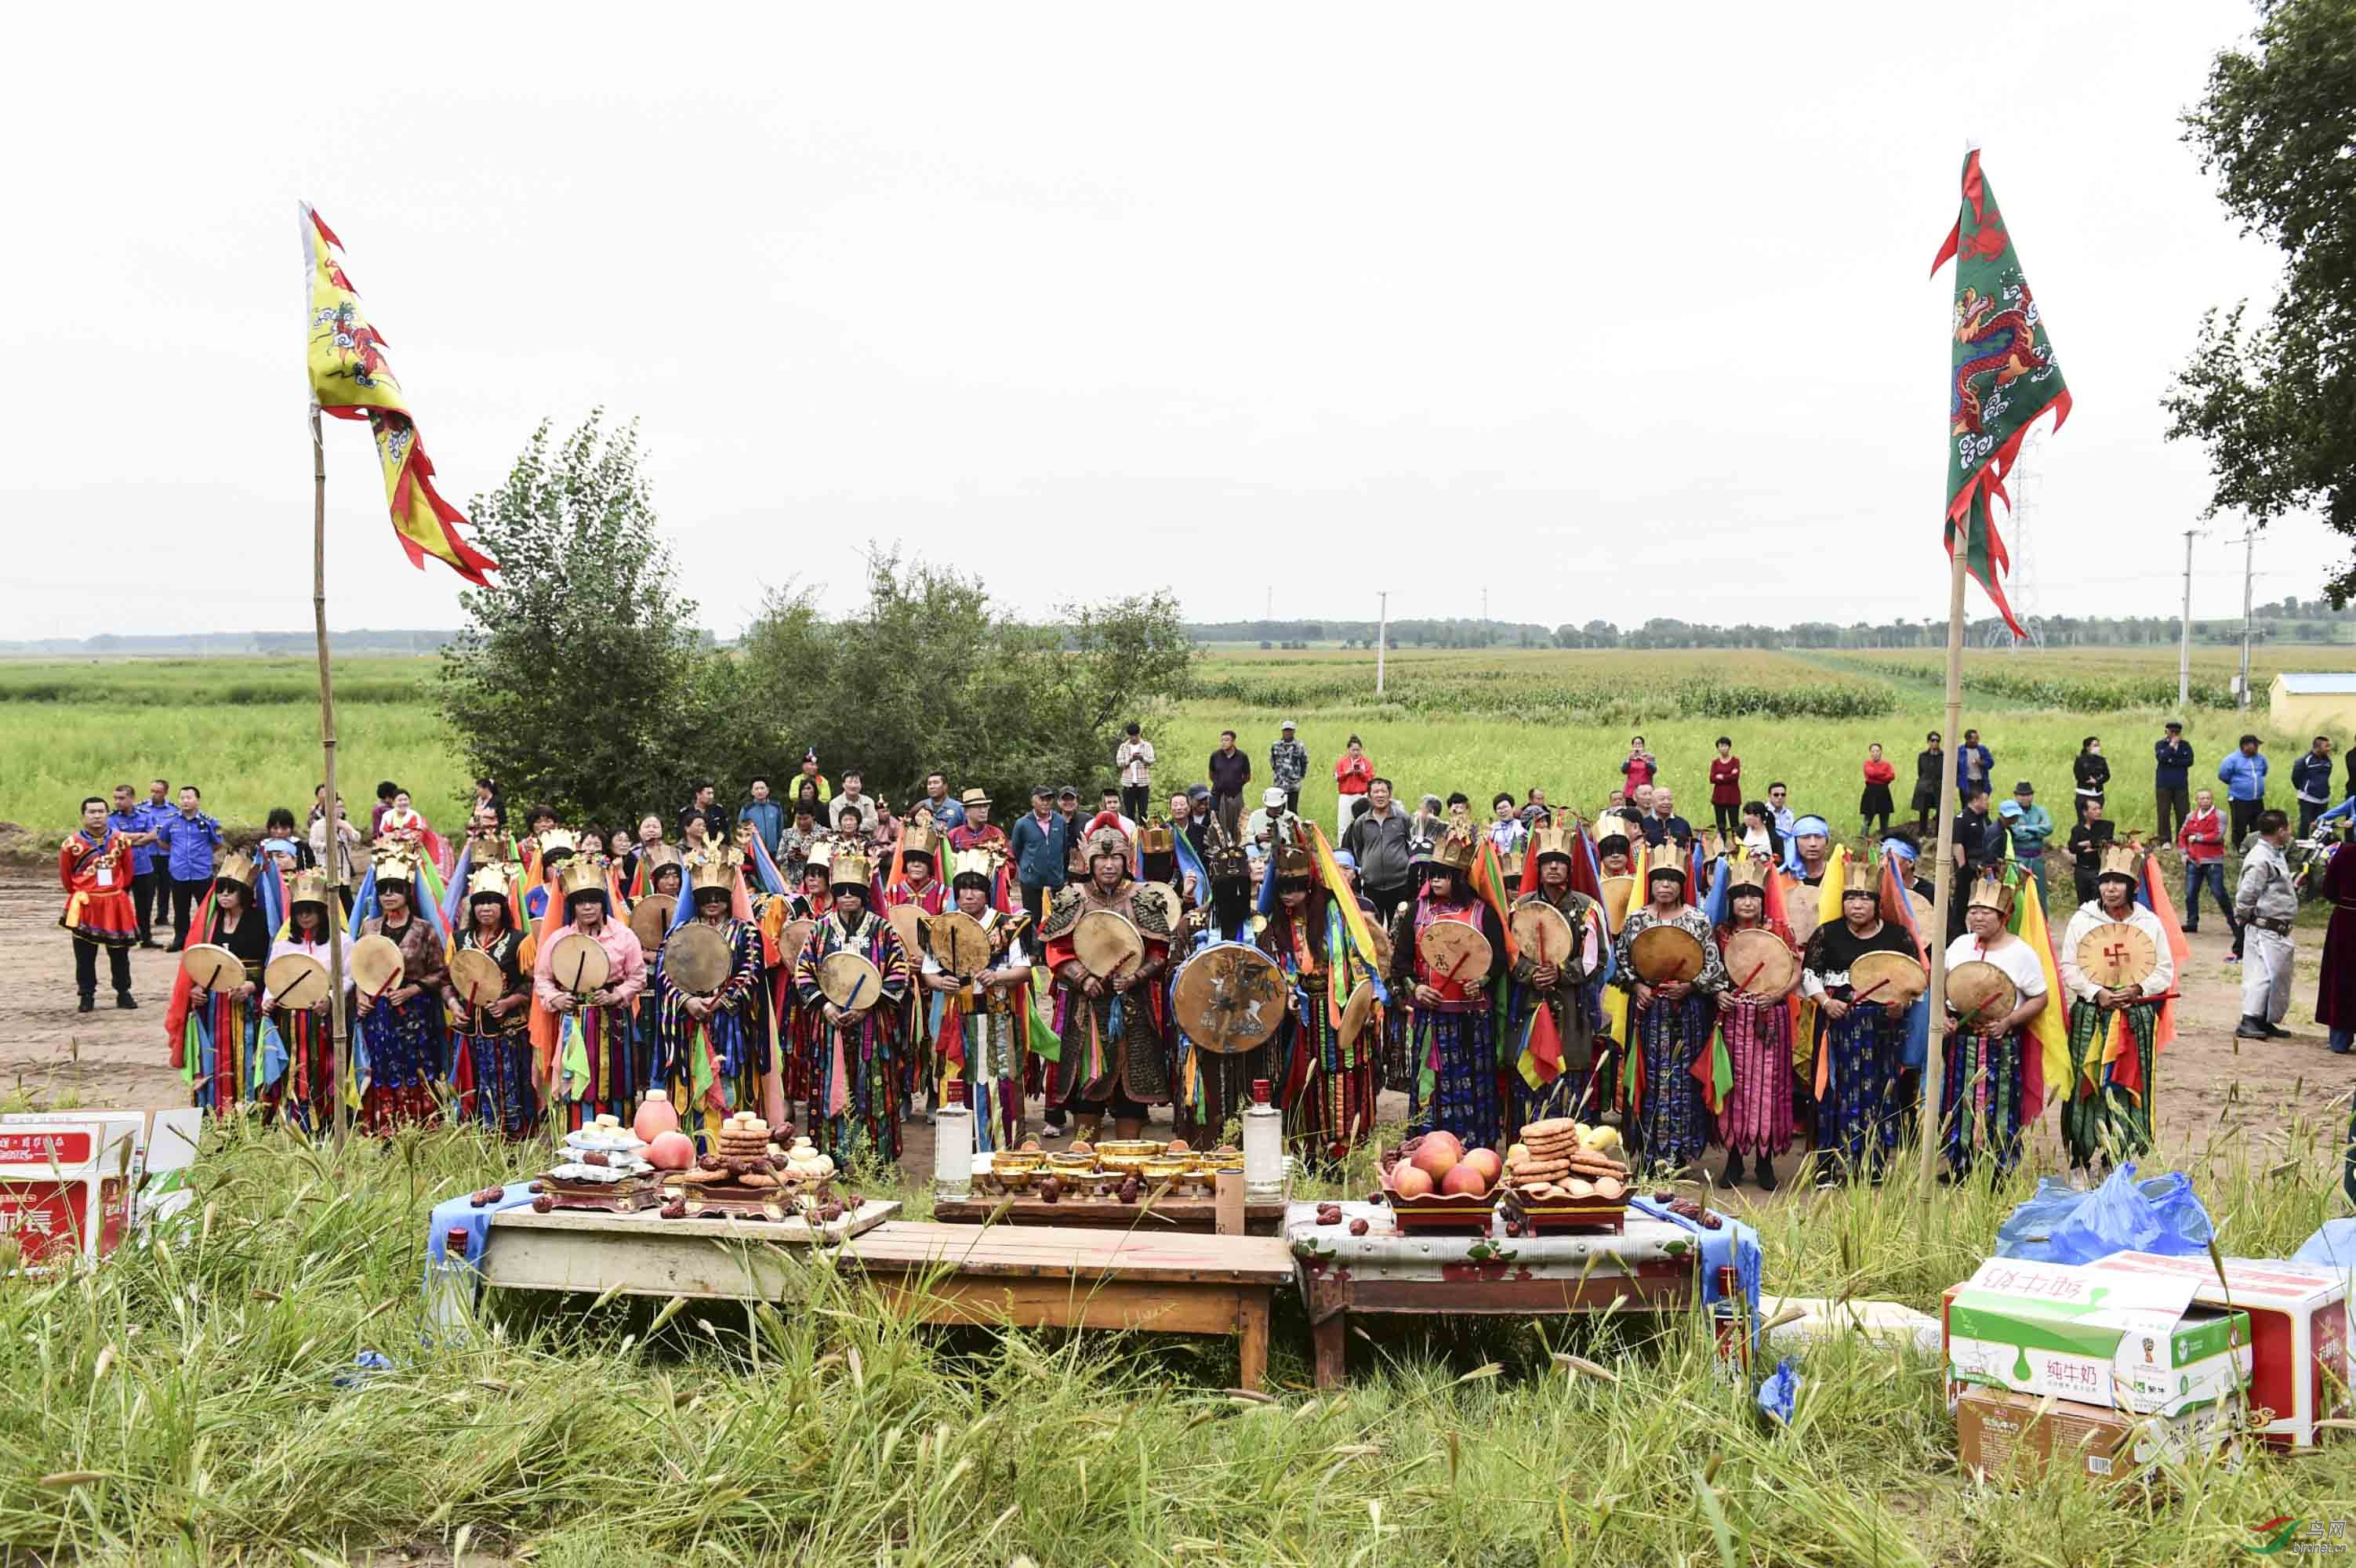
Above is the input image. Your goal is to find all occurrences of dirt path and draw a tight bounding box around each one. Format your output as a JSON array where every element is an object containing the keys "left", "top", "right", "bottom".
[{"left": 5, "top": 863, "right": 2345, "bottom": 1170}]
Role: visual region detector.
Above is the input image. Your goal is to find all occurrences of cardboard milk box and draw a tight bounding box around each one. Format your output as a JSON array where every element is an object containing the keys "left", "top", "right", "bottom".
[
  {"left": 0, "top": 1109, "right": 201, "bottom": 1267},
  {"left": 2094, "top": 1250, "right": 2348, "bottom": 1449},
  {"left": 1946, "top": 1257, "right": 2251, "bottom": 1417},
  {"left": 1955, "top": 1386, "right": 2239, "bottom": 1483}
]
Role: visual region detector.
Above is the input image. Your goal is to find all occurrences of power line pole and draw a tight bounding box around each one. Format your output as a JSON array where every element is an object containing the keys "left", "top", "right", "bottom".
[
  {"left": 1376, "top": 591, "right": 1388, "bottom": 697},
  {"left": 2179, "top": 528, "right": 2196, "bottom": 708},
  {"left": 2239, "top": 529, "right": 2256, "bottom": 710}
]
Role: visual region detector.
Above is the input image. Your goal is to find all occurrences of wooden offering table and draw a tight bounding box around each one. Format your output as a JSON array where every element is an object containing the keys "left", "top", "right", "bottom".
[
  {"left": 473, "top": 1206, "right": 1293, "bottom": 1388},
  {"left": 845, "top": 1222, "right": 1294, "bottom": 1388},
  {"left": 930, "top": 1193, "right": 1287, "bottom": 1235},
  {"left": 476, "top": 1201, "right": 900, "bottom": 1302},
  {"left": 1288, "top": 1200, "right": 1712, "bottom": 1388}
]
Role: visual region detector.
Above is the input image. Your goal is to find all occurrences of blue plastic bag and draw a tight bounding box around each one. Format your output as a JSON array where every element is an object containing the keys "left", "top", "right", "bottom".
[
  {"left": 2030, "top": 1163, "right": 2213, "bottom": 1266},
  {"left": 1756, "top": 1357, "right": 1800, "bottom": 1426},
  {"left": 1992, "top": 1177, "right": 2086, "bottom": 1263}
]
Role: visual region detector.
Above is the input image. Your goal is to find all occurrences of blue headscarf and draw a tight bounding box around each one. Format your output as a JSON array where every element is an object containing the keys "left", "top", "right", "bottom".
[{"left": 1781, "top": 815, "right": 1830, "bottom": 877}]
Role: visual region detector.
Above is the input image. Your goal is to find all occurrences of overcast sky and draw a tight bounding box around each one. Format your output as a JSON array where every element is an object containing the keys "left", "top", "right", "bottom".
[{"left": 2, "top": 2, "right": 2329, "bottom": 641}]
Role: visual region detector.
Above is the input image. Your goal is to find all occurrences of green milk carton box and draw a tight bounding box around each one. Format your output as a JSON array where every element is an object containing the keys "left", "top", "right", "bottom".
[{"left": 1946, "top": 1257, "right": 2250, "bottom": 1417}]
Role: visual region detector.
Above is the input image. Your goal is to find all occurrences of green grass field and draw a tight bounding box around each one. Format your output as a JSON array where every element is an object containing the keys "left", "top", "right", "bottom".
[
  {"left": 7, "top": 645, "right": 2356, "bottom": 847},
  {"left": 2, "top": 1112, "right": 2351, "bottom": 1564},
  {"left": 9, "top": 647, "right": 2356, "bottom": 1559}
]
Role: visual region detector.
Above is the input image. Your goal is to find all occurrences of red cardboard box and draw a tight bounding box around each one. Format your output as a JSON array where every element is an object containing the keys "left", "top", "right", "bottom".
[
  {"left": 0, "top": 1110, "right": 199, "bottom": 1268},
  {"left": 2094, "top": 1250, "right": 2349, "bottom": 1450}
]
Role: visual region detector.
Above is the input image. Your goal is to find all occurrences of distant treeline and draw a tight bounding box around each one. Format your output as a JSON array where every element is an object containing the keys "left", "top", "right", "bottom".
[
  {"left": 1189, "top": 599, "right": 2356, "bottom": 651},
  {"left": 17, "top": 593, "right": 2356, "bottom": 658}
]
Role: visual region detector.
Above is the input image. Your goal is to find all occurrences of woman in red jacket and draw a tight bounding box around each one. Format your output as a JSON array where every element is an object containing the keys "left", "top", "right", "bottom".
[
  {"left": 1332, "top": 735, "right": 1374, "bottom": 835},
  {"left": 1860, "top": 742, "right": 1897, "bottom": 837},
  {"left": 1708, "top": 737, "right": 1743, "bottom": 840}
]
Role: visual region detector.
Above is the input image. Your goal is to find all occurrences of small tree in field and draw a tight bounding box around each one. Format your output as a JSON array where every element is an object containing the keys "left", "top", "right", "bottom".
[
  {"left": 438, "top": 412, "right": 709, "bottom": 822},
  {"left": 731, "top": 550, "right": 1193, "bottom": 810}
]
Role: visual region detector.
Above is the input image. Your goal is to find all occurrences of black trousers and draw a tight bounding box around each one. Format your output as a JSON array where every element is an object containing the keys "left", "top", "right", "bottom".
[
  {"left": 2228, "top": 797, "right": 2261, "bottom": 850},
  {"left": 1712, "top": 801, "right": 1741, "bottom": 838},
  {"left": 131, "top": 869, "right": 162, "bottom": 942},
  {"left": 2153, "top": 786, "right": 2189, "bottom": 846},
  {"left": 1367, "top": 881, "right": 1413, "bottom": 926},
  {"left": 74, "top": 937, "right": 132, "bottom": 999},
  {"left": 169, "top": 877, "right": 210, "bottom": 943},
  {"left": 1121, "top": 784, "right": 1151, "bottom": 824},
  {"left": 2299, "top": 799, "right": 2325, "bottom": 838}
]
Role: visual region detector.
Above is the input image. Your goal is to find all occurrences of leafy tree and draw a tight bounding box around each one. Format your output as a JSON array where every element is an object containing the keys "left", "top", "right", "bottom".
[
  {"left": 2167, "top": 0, "right": 2356, "bottom": 599},
  {"left": 437, "top": 413, "right": 711, "bottom": 822},
  {"left": 732, "top": 551, "right": 1193, "bottom": 813}
]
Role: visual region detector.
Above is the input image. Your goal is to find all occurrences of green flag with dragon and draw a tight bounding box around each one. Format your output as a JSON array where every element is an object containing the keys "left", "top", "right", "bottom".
[{"left": 1933, "top": 150, "right": 2072, "bottom": 636}]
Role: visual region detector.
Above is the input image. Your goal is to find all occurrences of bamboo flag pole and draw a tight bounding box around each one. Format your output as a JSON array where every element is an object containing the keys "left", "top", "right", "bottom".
[
  {"left": 312, "top": 403, "right": 351, "bottom": 1152},
  {"left": 1916, "top": 513, "right": 1969, "bottom": 1193}
]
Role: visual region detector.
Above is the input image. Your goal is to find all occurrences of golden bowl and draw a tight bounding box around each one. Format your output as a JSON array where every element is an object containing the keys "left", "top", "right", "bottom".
[
  {"left": 1140, "top": 1158, "right": 1187, "bottom": 1181},
  {"left": 1098, "top": 1152, "right": 1151, "bottom": 1176},
  {"left": 1098, "top": 1138, "right": 1163, "bottom": 1160},
  {"left": 993, "top": 1167, "right": 1038, "bottom": 1192},
  {"left": 993, "top": 1150, "right": 1047, "bottom": 1174}
]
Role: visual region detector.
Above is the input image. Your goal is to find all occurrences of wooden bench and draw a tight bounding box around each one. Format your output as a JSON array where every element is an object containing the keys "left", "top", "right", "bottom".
[
  {"left": 474, "top": 1207, "right": 1293, "bottom": 1388},
  {"left": 845, "top": 1221, "right": 1294, "bottom": 1388}
]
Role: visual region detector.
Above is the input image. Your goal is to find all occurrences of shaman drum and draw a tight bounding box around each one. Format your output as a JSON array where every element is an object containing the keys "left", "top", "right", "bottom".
[
  {"left": 546, "top": 932, "right": 611, "bottom": 997},
  {"left": 1629, "top": 924, "right": 1706, "bottom": 985},
  {"left": 1171, "top": 941, "right": 1287, "bottom": 1054},
  {"left": 1073, "top": 909, "right": 1145, "bottom": 981},
  {"left": 1946, "top": 960, "right": 2019, "bottom": 1029},
  {"left": 1508, "top": 901, "right": 1577, "bottom": 971},
  {"left": 664, "top": 922, "right": 735, "bottom": 995},
  {"left": 2075, "top": 920, "right": 2158, "bottom": 993},
  {"left": 1908, "top": 891, "right": 1934, "bottom": 939},
  {"left": 1598, "top": 875, "right": 1636, "bottom": 931},
  {"left": 1338, "top": 978, "right": 1378, "bottom": 1052},
  {"left": 628, "top": 893, "right": 677, "bottom": 953},
  {"left": 445, "top": 948, "right": 506, "bottom": 1011},
  {"left": 776, "top": 917, "right": 817, "bottom": 971},
  {"left": 930, "top": 911, "right": 993, "bottom": 980},
  {"left": 347, "top": 934, "right": 405, "bottom": 1000},
  {"left": 180, "top": 942, "right": 246, "bottom": 996},
  {"left": 1130, "top": 881, "right": 1182, "bottom": 939},
  {"left": 817, "top": 950, "right": 884, "bottom": 1013},
  {"left": 264, "top": 951, "right": 330, "bottom": 1011},
  {"left": 884, "top": 902, "right": 929, "bottom": 964},
  {"left": 1722, "top": 927, "right": 1796, "bottom": 998},
  {"left": 1415, "top": 920, "right": 1494, "bottom": 987},
  {"left": 1847, "top": 948, "right": 1927, "bottom": 1007},
  {"left": 1784, "top": 892, "right": 1824, "bottom": 949}
]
